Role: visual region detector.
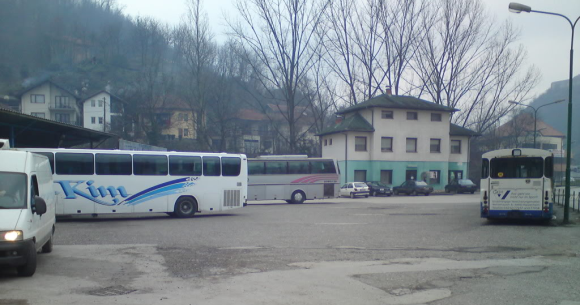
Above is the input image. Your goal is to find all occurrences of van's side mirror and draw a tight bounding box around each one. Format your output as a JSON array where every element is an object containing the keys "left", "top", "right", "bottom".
[{"left": 34, "top": 196, "right": 47, "bottom": 215}]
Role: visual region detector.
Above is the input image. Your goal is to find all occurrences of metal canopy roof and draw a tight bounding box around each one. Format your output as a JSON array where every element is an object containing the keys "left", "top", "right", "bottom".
[{"left": 0, "top": 108, "right": 116, "bottom": 148}]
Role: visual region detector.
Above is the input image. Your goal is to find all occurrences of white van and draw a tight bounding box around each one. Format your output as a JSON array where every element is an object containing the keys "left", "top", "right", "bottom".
[{"left": 0, "top": 139, "right": 56, "bottom": 276}]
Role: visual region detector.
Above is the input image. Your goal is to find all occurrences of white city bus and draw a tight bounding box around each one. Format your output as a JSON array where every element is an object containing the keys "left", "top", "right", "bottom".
[
  {"left": 480, "top": 148, "right": 554, "bottom": 220},
  {"left": 248, "top": 155, "right": 340, "bottom": 204},
  {"left": 23, "top": 148, "right": 247, "bottom": 218}
]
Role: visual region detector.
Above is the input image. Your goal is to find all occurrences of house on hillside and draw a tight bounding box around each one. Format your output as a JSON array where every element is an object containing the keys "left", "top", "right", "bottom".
[
  {"left": 317, "top": 93, "right": 479, "bottom": 190},
  {"left": 494, "top": 112, "right": 565, "bottom": 151},
  {"left": 136, "top": 97, "right": 195, "bottom": 142},
  {"left": 225, "top": 105, "right": 319, "bottom": 157},
  {"left": 494, "top": 112, "right": 568, "bottom": 183},
  {"left": 19, "top": 80, "right": 81, "bottom": 126},
  {"left": 82, "top": 90, "right": 127, "bottom": 134}
]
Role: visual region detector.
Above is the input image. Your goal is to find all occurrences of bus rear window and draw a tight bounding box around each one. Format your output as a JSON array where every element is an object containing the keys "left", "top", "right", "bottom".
[
  {"left": 56, "top": 153, "right": 94, "bottom": 175},
  {"left": 311, "top": 161, "right": 336, "bottom": 174},
  {"left": 222, "top": 157, "right": 241, "bottom": 176},
  {"left": 490, "top": 157, "right": 544, "bottom": 179}
]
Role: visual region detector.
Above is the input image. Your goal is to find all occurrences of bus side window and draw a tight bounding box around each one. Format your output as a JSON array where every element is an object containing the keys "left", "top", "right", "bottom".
[
  {"left": 481, "top": 158, "right": 489, "bottom": 178},
  {"left": 55, "top": 153, "right": 94, "bottom": 175},
  {"left": 248, "top": 161, "right": 265, "bottom": 175},
  {"left": 311, "top": 161, "right": 336, "bottom": 174},
  {"left": 203, "top": 156, "right": 221, "bottom": 176},
  {"left": 544, "top": 156, "right": 554, "bottom": 178},
  {"left": 169, "top": 156, "right": 201, "bottom": 176}
]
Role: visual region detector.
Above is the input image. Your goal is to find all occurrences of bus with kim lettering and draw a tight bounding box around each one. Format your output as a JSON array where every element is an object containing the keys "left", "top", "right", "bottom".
[
  {"left": 480, "top": 148, "right": 554, "bottom": 220},
  {"left": 23, "top": 148, "right": 247, "bottom": 218}
]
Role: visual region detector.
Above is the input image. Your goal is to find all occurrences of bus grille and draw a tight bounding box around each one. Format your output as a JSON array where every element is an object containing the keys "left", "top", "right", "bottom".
[{"left": 224, "top": 190, "right": 241, "bottom": 207}]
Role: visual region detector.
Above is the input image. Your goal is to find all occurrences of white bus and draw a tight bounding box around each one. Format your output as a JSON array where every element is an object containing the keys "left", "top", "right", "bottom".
[
  {"left": 480, "top": 148, "right": 554, "bottom": 220},
  {"left": 23, "top": 148, "right": 247, "bottom": 218},
  {"left": 248, "top": 155, "right": 340, "bottom": 204}
]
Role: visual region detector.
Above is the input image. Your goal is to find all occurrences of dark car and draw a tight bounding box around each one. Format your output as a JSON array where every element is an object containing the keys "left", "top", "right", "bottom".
[
  {"left": 392, "top": 180, "right": 433, "bottom": 196},
  {"left": 365, "top": 181, "right": 393, "bottom": 197},
  {"left": 445, "top": 179, "right": 478, "bottom": 194}
]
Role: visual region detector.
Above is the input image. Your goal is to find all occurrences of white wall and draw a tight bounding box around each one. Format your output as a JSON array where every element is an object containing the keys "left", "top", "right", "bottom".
[{"left": 83, "top": 92, "right": 112, "bottom": 131}]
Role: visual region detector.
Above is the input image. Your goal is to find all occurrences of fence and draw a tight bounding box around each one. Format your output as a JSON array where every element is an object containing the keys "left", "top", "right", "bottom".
[{"left": 554, "top": 188, "right": 580, "bottom": 212}]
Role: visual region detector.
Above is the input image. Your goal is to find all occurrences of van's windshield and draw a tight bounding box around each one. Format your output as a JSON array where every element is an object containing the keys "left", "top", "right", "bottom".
[{"left": 0, "top": 172, "right": 27, "bottom": 209}]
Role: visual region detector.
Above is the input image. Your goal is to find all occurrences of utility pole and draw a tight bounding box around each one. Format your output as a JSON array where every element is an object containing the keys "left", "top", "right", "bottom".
[{"left": 103, "top": 96, "right": 107, "bottom": 132}]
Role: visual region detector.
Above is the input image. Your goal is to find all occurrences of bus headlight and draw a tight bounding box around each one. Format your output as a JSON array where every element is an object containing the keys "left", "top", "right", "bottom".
[{"left": 1, "top": 231, "right": 23, "bottom": 242}]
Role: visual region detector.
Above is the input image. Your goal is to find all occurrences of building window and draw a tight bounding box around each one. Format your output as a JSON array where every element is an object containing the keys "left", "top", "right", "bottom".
[
  {"left": 429, "top": 170, "right": 441, "bottom": 184},
  {"left": 431, "top": 113, "right": 442, "bottom": 121},
  {"left": 355, "top": 136, "right": 367, "bottom": 151},
  {"left": 407, "top": 112, "right": 418, "bottom": 120},
  {"left": 55, "top": 113, "right": 71, "bottom": 124},
  {"left": 430, "top": 138, "right": 441, "bottom": 153},
  {"left": 329, "top": 138, "right": 332, "bottom": 145},
  {"left": 449, "top": 170, "right": 463, "bottom": 182},
  {"left": 381, "top": 137, "right": 393, "bottom": 152},
  {"left": 354, "top": 170, "right": 367, "bottom": 182},
  {"left": 324, "top": 139, "right": 327, "bottom": 146},
  {"left": 183, "top": 129, "right": 189, "bottom": 136},
  {"left": 98, "top": 100, "right": 103, "bottom": 107},
  {"left": 31, "top": 94, "right": 45, "bottom": 104},
  {"left": 406, "top": 138, "right": 417, "bottom": 152},
  {"left": 380, "top": 170, "right": 393, "bottom": 185},
  {"left": 91, "top": 100, "right": 95, "bottom": 107},
  {"left": 31, "top": 112, "right": 45, "bottom": 118},
  {"left": 381, "top": 110, "right": 393, "bottom": 119},
  {"left": 542, "top": 143, "right": 557, "bottom": 150},
  {"left": 55, "top": 96, "right": 70, "bottom": 109},
  {"left": 91, "top": 117, "right": 96, "bottom": 124},
  {"left": 451, "top": 140, "right": 461, "bottom": 154},
  {"left": 99, "top": 117, "right": 103, "bottom": 124}
]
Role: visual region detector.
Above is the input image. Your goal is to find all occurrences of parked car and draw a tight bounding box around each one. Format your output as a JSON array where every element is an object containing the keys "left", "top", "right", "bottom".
[
  {"left": 365, "top": 181, "right": 393, "bottom": 196},
  {"left": 392, "top": 180, "right": 433, "bottom": 196},
  {"left": 339, "top": 182, "right": 370, "bottom": 198},
  {"left": 445, "top": 179, "right": 478, "bottom": 194}
]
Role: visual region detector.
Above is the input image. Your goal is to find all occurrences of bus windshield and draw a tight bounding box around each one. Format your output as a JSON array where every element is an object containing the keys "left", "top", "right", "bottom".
[{"left": 490, "top": 157, "right": 544, "bottom": 179}]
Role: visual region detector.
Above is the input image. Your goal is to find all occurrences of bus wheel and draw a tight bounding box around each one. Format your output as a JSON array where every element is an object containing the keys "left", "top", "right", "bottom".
[
  {"left": 174, "top": 197, "right": 197, "bottom": 218},
  {"left": 290, "top": 191, "right": 306, "bottom": 204}
]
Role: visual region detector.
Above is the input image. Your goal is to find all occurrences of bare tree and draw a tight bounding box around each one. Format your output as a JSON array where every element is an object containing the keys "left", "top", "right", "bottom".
[
  {"left": 228, "top": 0, "right": 330, "bottom": 154},
  {"left": 411, "top": 0, "right": 539, "bottom": 133},
  {"left": 173, "top": 0, "right": 216, "bottom": 151},
  {"left": 127, "top": 17, "right": 173, "bottom": 146}
]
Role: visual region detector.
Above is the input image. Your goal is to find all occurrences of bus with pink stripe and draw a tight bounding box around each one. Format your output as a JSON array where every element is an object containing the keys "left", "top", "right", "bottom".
[{"left": 248, "top": 155, "right": 340, "bottom": 204}]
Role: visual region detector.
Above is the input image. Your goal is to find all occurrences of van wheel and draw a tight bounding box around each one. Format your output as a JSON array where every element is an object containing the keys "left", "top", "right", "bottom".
[
  {"left": 41, "top": 228, "right": 54, "bottom": 253},
  {"left": 290, "top": 191, "right": 306, "bottom": 204},
  {"left": 17, "top": 243, "right": 37, "bottom": 277},
  {"left": 174, "top": 197, "right": 197, "bottom": 218}
]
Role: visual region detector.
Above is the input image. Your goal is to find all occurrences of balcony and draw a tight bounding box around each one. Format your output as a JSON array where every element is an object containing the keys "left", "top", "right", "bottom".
[{"left": 49, "top": 103, "right": 76, "bottom": 112}]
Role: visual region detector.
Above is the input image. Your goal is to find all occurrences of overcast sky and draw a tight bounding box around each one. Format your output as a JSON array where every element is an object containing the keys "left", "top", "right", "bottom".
[{"left": 116, "top": 0, "right": 580, "bottom": 100}]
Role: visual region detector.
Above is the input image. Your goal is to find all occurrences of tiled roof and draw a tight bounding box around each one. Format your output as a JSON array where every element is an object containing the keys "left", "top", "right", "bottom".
[
  {"left": 337, "top": 94, "right": 458, "bottom": 115},
  {"left": 496, "top": 112, "right": 564, "bottom": 138},
  {"left": 317, "top": 113, "right": 374, "bottom": 136}
]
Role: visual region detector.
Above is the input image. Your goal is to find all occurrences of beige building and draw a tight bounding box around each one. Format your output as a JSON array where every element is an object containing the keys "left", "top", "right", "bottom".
[{"left": 20, "top": 81, "right": 80, "bottom": 126}]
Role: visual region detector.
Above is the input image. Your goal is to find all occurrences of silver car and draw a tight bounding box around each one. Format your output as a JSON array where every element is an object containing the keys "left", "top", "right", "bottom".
[{"left": 339, "top": 182, "right": 370, "bottom": 198}]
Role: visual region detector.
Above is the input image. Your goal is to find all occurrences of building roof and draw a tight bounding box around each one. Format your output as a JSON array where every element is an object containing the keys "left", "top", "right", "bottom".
[
  {"left": 82, "top": 90, "right": 128, "bottom": 104},
  {"left": 237, "top": 109, "right": 267, "bottom": 121},
  {"left": 317, "top": 113, "right": 375, "bottom": 136},
  {"left": 337, "top": 94, "right": 458, "bottom": 115},
  {"left": 450, "top": 124, "right": 480, "bottom": 137},
  {"left": 18, "top": 80, "right": 80, "bottom": 99},
  {"left": 0, "top": 108, "right": 115, "bottom": 148}
]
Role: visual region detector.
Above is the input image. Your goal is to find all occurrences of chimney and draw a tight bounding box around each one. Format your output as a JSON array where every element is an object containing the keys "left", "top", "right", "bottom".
[
  {"left": 386, "top": 87, "right": 392, "bottom": 95},
  {"left": 335, "top": 115, "right": 343, "bottom": 124}
]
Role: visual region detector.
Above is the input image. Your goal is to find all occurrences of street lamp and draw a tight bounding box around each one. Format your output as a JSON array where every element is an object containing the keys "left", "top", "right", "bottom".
[
  {"left": 508, "top": 99, "right": 565, "bottom": 148},
  {"left": 509, "top": 3, "right": 579, "bottom": 224}
]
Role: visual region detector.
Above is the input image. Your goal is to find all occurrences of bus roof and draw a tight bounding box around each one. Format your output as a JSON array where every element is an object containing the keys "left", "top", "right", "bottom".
[
  {"left": 23, "top": 148, "right": 247, "bottom": 158},
  {"left": 482, "top": 148, "right": 553, "bottom": 159}
]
